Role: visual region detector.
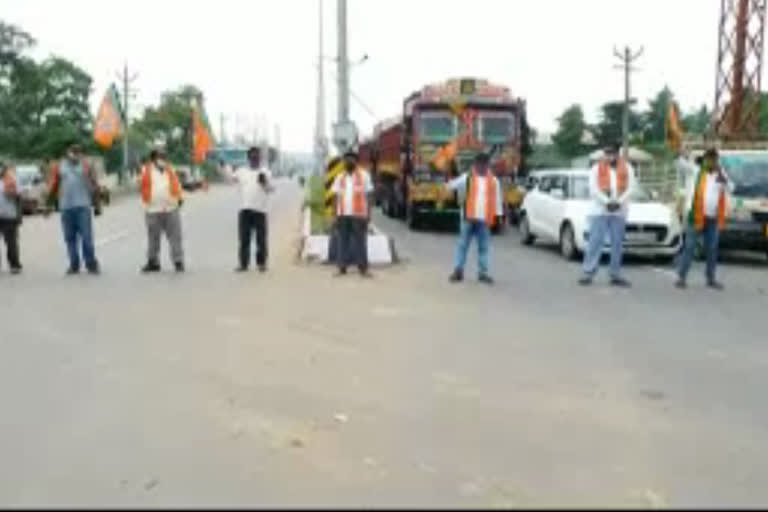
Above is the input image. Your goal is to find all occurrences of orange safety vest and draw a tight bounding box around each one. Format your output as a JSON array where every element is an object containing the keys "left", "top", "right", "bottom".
[
  {"left": 464, "top": 168, "right": 498, "bottom": 226},
  {"left": 692, "top": 170, "right": 727, "bottom": 231},
  {"left": 337, "top": 170, "right": 368, "bottom": 217},
  {"left": 141, "top": 164, "right": 182, "bottom": 206},
  {"left": 597, "top": 158, "right": 629, "bottom": 196}
]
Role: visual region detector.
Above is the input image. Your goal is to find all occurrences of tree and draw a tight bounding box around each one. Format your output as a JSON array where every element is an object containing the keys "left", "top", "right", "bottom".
[
  {"left": 552, "top": 104, "right": 587, "bottom": 158},
  {"left": 595, "top": 101, "right": 643, "bottom": 148},
  {"left": 519, "top": 104, "right": 534, "bottom": 174},
  {"left": 134, "top": 84, "right": 207, "bottom": 165},
  {"left": 682, "top": 105, "right": 711, "bottom": 136},
  {"left": 644, "top": 86, "right": 677, "bottom": 143}
]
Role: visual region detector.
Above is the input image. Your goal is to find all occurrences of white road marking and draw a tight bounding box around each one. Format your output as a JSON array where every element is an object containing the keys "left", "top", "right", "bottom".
[
  {"left": 95, "top": 230, "right": 130, "bottom": 247},
  {"left": 651, "top": 267, "right": 678, "bottom": 279}
]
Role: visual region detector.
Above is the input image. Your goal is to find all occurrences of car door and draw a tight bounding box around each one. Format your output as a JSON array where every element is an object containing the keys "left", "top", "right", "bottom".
[
  {"left": 547, "top": 174, "right": 569, "bottom": 234},
  {"left": 526, "top": 174, "right": 551, "bottom": 237},
  {"left": 537, "top": 174, "right": 565, "bottom": 240}
]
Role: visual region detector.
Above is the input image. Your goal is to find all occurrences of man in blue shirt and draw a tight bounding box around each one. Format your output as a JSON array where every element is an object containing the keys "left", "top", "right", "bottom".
[{"left": 48, "top": 143, "right": 102, "bottom": 275}]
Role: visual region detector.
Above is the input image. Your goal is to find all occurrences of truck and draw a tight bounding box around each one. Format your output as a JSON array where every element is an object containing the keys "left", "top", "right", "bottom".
[
  {"left": 359, "top": 77, "right": 526, "bottom": 231},
  {"left": 678, "top": 139, "right": 768, "bottom": 260}
]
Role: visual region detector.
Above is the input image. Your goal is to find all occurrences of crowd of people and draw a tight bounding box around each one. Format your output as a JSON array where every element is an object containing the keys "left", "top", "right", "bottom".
[{"left": 0, "top": 140, "right": 734, "bottom": 290}]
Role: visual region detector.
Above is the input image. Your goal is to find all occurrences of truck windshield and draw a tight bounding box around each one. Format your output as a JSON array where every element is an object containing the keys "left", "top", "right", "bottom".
[
  {"left": 480, "top": 113, "right": 515, "bottom": 144},
  {"left": 720, "top": 154, "right": 768, "bottom": 198},
  {"left": 418, "top": 112, "right": 455, "bottom": 143}
]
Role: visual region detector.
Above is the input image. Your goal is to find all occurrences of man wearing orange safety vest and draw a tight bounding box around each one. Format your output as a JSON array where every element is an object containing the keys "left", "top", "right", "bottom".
[
  {"left": 675, "top": 147, "right": 733, "bottom": 290},
  {"left": 332, "top": 149, "right": 374, "bottom": 277},
  {"left": 139, "top": 148, "right": 185, "bottom": 273},
  {"left": 446, "top": 152, "right": 503, "bottom": 285},
  {"left": 579, "top": 143, "right": 637, "bottom": 287}
]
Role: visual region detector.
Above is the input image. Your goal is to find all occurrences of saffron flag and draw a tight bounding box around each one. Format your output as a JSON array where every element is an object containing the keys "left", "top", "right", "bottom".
[
  {"left": 93, "top": 84, "right": 124, "bottom": 149},
  {"left": 666, "top": 103, "right": 683, "bottom": 153},
  {"left": 192, "top": 101, "right": 214, "bottom": 164}
]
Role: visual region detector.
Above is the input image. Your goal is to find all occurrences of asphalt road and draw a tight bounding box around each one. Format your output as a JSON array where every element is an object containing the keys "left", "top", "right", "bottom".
[{"left": 2, "top": 180, "right": 768, "bottom": 507}]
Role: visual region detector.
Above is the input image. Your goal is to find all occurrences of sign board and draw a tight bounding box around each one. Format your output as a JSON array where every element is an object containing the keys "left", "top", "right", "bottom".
[{"left": 332, "top": 121, "right": 359, "bottom": 153}]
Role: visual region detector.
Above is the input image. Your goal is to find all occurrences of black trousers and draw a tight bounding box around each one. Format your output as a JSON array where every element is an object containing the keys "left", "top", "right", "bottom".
[
  {"left": 238, "top": 209, "right": 267, "bottom": 268},
  {"left": 0, "top": 218, "right": 21, "bottom": 269},
  {"left": 336, "top": 216, "right": 368, "bottom": 272}
]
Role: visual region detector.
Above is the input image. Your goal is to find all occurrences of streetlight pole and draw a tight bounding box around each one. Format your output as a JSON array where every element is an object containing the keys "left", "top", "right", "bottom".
[{"left": 337, "top": 0, "right": 349, "bottom": 126}]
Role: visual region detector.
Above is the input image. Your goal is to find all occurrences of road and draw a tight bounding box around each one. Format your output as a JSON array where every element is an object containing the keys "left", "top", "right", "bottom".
[{"left": 2, "top": 179, "right": 768, "bottom": 507}]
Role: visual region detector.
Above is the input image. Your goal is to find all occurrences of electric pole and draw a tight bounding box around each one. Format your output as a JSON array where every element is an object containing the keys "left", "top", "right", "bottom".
[
  {"left": 613, "top": 46, "right": 643, "bottom": 158},
  {"left": 116, "top": 63, "right": 138, "bottom": 184},
  {"left": 314, "top": 0, "right": 329, "bottom": 175},
  {"left": 331, "top": 0, "right": 357, "bottom": 153}
]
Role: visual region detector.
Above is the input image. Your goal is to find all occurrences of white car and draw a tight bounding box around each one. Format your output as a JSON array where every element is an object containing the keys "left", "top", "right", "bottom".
[{"left": 519, "top": 168, "right": 682, "bottom": 260}]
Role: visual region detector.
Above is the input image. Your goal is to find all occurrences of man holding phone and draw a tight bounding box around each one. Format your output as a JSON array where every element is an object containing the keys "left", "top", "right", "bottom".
[
  {"left": 676, "top": 147, "right": 733, "bottom": 290},
  {"left": 579, "top": 142, "right": 636, "bottom": 287}
]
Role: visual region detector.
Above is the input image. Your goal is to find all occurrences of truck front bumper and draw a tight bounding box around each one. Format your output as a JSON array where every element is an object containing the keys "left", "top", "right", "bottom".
[{"left": 720, "top": 220, "right": 768, "bottom": 252}]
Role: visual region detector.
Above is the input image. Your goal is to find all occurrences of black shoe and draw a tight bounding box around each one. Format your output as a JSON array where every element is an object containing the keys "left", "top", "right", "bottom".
[
  {"left": 141, "top": 262, "right": 161, "bottom": 273},
  {"left": 334, "top": 268, "right": 348, "bottom": 277},
  {"left": 675, "top": 279, "right": 687, "bottom": 289},
  {"left": 10, "top": 266, "right": 22, "bottom": 275},
  {"left": 707, "top": 280, "right": 725, "bottom": 291},
  {"left": 87, "top": 265, "right": 101, "bottom": 276},
  {"left": 578, "top": 275, "right": 593, "bottom": 286},
  {"left": 478, "top": 274, "right": 495, "bottom": 285},
  {"left": 235, "top": 266, "right": 248, "bottom": 273},
  {"left": 610, "top": 277, "right": 632, "bottom": 288},
  {"left": 66, "top": 267, "right": 80, "bottom": 276},
  {"left": 449, "top": 269, "right": 464, "bottom": 283},
  {"left": 360, "top": 269, "right": 373, "bottom": 279},
  {"left": 174, "top": 262, "right": 185, "bottom": 273},
  {"left": 258, "top": 265, "right": 267, "bottom": 273}
]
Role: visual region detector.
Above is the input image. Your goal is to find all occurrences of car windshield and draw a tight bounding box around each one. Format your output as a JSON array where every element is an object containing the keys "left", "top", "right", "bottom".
[
  {"left": 15, "top": 166, "right": 41, "bottom": 186},
  {"left": 719, "top": 153, "right": 768, "bottom": 198}
]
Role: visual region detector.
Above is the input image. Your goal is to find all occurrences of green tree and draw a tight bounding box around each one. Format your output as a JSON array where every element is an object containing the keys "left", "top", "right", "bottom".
[
  {"left": 682, "top": 105, "right": 711, "bottom": 136},
  {"left": 644, "top": 86, "right": 677, "bottom": 143},
  {"left": 552, "top": 104, "right": 586, "bottom": 158},
  {"left": 595, "top": 101, "right": 642, "bottom": 148}
]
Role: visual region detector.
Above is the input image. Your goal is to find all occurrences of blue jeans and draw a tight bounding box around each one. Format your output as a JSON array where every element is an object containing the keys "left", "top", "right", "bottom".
[
  {"left": 454, "top": 219, "right": 490, "bottom": 276},
  {"left": 678, "top": 219, "right": 719, "bottom": 283},
  {"left": 582, "top": 214, "right": 626, "bottom": 279},
  {"left": 60, "top": 206, "right": 97, "bottom": 271}
]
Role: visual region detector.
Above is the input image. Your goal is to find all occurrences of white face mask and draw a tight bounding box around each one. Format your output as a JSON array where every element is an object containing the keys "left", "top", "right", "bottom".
[{"left": 155, "top": 159, "right": 167, "bottom": 170}]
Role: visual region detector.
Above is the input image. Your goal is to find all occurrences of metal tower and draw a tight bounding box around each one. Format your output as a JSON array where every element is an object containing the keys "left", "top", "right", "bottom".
[
  {"left": 714, "top": 0, "right": 767, "bottom": 139},
  {"left": 313, "top": 0, "right": 329, "bottom": 175}
]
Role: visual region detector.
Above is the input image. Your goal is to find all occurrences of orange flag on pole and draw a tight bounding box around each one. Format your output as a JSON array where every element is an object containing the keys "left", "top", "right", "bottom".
[
  {"left": 666, "top": 103, "right": 683, "bottom": 153},
  {"left": 192, "top": 102, "right": 213, "bottom": 164},
  {"left": 93, "top": 85, "right": 124, "bottom": 149}
]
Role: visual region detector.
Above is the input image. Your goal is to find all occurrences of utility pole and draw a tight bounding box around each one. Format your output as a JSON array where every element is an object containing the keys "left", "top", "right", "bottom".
[
  {"left": 116, "top": 63, "right": 138, "bottom": 184},
  {"left": 332, "top": 0, "right": 357, "bottom": 153},
  {"left": 314, "top": 0, "right": 329, "bottom": 175},
  {"left": 613, "top": 46, "right": 643, "bottom": 158}
]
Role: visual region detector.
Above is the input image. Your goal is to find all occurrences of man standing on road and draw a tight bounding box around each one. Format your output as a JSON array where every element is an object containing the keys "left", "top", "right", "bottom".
[
  {"left": 332, "top": 149, "right": 374, "bottom": 277},
  {"left": 579, "top": 143, "right": 636, "bottom": 287},
  {"left": 0, "top": 162, "right": 22, "bottom": 274},
  {"left": 675, "top": 148, "right": 733, "bottom": 290},
  {"left": 139, "top": 148, "right": 185, "bottom": 274},
  {"left": 48, "top": 143, "right": 102, "bottom": 275},
  {"left": 446, "top": 152, "right": 503, "bottom": 285},
  {"left": 219, "top": 147, "right": 274, "bottom": 273}
]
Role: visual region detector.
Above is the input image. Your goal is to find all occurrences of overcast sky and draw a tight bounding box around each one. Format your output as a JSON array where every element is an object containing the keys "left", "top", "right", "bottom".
[{"left": 5, "top": 0, "right": 728, "bottom": 152}]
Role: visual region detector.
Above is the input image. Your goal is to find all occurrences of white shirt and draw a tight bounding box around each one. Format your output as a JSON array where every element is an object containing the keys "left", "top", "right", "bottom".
[
  {"left": 223, "top": 165, "right": 274, "bottom": 213},
  {"left": 332, "top": 169, "right": 374, "bottom": 217},
  {"left": 704, "top": 173, "right": 722, "bottom": 217},
  {"left": 677, "top": 157, "right": 734, "bottom": 219},
  {"left": 146, "top": 167, "right": 177, "bottom": 213},
  {"left": 447, "top": 172, "right": 504, "bottom": 221},
  {"left": 588, "top": 161, "right": 637, "bottom": 217}
]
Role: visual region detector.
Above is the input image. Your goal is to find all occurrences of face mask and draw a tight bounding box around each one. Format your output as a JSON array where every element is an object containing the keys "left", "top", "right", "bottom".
[
  {"left": 67, "top": 152, "right": 78, "bottom": 162},
  {"left": 155, "top": 159, "right": 167, "bottom": 170}
]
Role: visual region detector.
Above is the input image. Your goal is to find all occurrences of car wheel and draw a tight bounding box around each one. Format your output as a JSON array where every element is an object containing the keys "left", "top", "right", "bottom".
[
  {"left": 560, "top": 223, "right": 578, "bottom": 261},
  {"left": 519, "top": 214, "right": 535, "bottom": 245}
]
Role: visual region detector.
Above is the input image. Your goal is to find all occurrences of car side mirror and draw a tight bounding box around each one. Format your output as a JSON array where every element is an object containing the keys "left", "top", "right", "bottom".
[{"left": 550, "top": 188, "right": 565, "bottom": 199}]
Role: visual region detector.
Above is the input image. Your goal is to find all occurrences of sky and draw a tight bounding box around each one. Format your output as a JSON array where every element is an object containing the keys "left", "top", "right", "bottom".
[{"left": 4, "top": 0, "right": 730, "bottom": 153}]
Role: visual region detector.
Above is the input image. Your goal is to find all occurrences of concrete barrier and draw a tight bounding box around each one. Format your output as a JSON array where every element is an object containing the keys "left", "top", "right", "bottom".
[{"left": 299, "top": 207, "right": 398, "bottom": 265}]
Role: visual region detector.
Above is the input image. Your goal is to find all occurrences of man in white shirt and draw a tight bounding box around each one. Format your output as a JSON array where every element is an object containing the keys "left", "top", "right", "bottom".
[
  {"left": 140, "top": 148, "right": 185, "bottom": 273},
  {"left": 676, "top": 148, "right": 734, "bottom": 290},
  {"left": 220, "top": 147, "right": 274, "bottom": 272},
  {"left": 332, "top": 150, "right": 374, "bottom": 277},
  {"left": 579, "top": 143, "right": 637, "bottom": 287},
  {"left": 445, "top": 152, "right": 503, "bottom": 285}
]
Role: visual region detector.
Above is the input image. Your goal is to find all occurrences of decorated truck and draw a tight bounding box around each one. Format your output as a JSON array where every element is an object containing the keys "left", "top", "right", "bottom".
[{"left": 359, "top": 78, "right": 526, "bottom": 231}]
